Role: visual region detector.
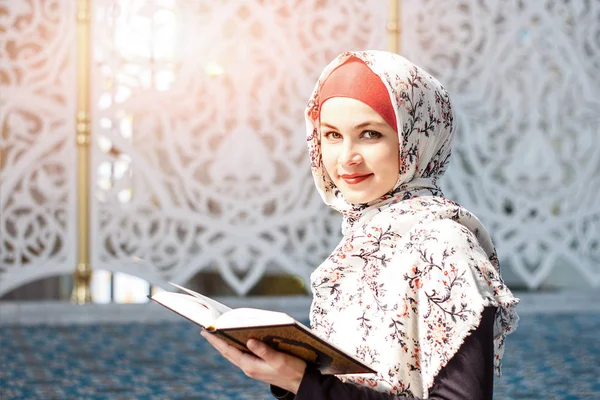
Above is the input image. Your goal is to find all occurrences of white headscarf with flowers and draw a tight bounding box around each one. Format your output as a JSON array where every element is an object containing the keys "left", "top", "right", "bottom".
[{"left": 305, "top": 50, "right": 519, "bottom": 397}]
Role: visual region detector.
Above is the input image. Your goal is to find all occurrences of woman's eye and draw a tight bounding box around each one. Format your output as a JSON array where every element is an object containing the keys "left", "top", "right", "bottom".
[
  {"left": 324, "top": 131, "right": 342, "bottom": 140},
  {"left": 362, "top": 130, "right": 382, "bottom": 139}
]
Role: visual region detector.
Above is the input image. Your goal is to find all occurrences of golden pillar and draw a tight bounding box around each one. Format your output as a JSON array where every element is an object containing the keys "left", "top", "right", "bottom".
[
  {"left": 71, "top": 0, "right": 93, "bottom": 304},
  {"left": 387, "top": 0, "right": 401, "bottom": 54}
]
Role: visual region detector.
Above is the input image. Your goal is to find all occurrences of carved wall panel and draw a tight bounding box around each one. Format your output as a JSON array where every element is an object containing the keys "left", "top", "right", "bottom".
[
  {"left": 91, "top": 0, "right": 387, "bottom": 294},
  {"left": 3, "top": 0, "right": 595, "bottom": 297},
  {"left": 0, "top": 0, "right": 77, "bottom": 296},
  {"left": 401, "top": 0, "right": 600, "bottom": 288}
]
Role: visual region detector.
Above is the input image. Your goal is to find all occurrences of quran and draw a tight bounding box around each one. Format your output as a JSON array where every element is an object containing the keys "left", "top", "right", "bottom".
[{"left": 150, "top": 283, "right": 375, "bottom": 375}]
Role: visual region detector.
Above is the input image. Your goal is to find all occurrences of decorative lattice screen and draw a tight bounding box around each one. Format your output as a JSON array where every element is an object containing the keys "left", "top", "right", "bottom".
[
  {"left": 0, "top": 0, "right": 77, "bottom": 296},
  {"left": 90, "top": 0, "right": 387, "bottom": 294},
  {"left": 401, "top": 0, "right": 600, "bottom": 288},
  {"left": 2, "top": 0, "right": 598, "bottom": 298}
]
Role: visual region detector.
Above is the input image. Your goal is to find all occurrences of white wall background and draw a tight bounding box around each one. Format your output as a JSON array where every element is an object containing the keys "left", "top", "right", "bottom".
[
  {"left": 0, "top": 0, "right": 78, "bottom": 296},
  {"left": 401, "top": 0, "right": 600, "bottom": 289},
  {"left": 1, "top": 0, "right": 598, "bottom": 298}
]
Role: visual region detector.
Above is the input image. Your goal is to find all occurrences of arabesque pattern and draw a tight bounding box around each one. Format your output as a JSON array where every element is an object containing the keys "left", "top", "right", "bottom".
[
  {"left": 402, "top": 0, "right": 600, "bottom": 288},
  {"left": 2, "top": 0, "right": 597, "bottom": 296},
  {"left": 0, "top": 0, "right": 77, "bottom": 296},
  {"left": 91, "top": 0, "right": 387, "bottom": 293}
]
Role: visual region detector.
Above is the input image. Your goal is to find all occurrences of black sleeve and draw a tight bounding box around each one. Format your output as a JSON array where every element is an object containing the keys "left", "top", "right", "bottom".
[
  {"left": 270, "top": 385, "right": 297, "bottom": 400},
  {"left": 271, "top": 307, "right": 496, "bottom": 400}
]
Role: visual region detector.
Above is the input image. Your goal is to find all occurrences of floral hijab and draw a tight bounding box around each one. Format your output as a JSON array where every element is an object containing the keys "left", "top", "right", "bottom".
[{"left": 305, "top": 50, "right": 519, "bottom": 397}]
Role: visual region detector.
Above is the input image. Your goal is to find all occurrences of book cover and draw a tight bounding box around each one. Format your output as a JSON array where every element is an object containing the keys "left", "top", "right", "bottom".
[{"left": 150, "top": 284, "right": 376, "bottom": 375}]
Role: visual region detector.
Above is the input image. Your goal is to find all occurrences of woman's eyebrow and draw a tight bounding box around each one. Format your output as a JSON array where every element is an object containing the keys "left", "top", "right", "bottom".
[
  {"left": 353, "top": 121, "right": 385, "bottom": 130},
  {"left": 320, "top": 121, "right": 385, "bottom": 130},
  {"left": 320, "top": 122, "right": 338, "bottom": 130}
]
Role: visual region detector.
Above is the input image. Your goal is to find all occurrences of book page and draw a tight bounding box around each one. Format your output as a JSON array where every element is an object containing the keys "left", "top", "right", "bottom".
[
  {"left": 151, "top": 292, "right": 220, "bottom": 328},
  {"left": 214, "top": 308, "right": 294, "bottom": 330},
  {"left": 168, "top": 282, "right": 231, "bottom": 315}
]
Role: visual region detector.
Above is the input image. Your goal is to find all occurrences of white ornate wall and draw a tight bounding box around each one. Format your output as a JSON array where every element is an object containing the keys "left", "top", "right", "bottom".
[
  {"left": 0, "top": 0, "right": 77, "bottom": 296},
  {"left": 1, "top": 0, "right": 598, "bottom": 298},
  {"left": 401, "top": 0, "right": 600, "bottom": 288},
  {"left": 89, "top": 0, "right": 387, "bottom": 294}
]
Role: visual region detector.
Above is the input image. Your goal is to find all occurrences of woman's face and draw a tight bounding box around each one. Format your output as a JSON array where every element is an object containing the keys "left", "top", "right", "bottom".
[{"left": 320, "top": 97, "right": 399, "bottom": 204}]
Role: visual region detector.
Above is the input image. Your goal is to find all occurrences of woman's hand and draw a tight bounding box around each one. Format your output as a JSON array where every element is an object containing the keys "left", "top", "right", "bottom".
[{"left": 200, "top": 330, "right": 307, "bottom": 394}]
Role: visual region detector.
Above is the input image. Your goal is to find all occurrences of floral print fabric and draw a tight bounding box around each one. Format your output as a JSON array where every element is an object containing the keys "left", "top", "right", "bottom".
[{"left": 305, "top": 51, "right": 519, "bottom": 397}]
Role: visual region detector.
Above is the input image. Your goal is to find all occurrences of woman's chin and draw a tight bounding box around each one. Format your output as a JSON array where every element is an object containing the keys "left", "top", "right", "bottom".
[
  {"left": 342, "top": 191, "right": 385, "bottom": 205},
  {"left": 335, "top": 177, "right": 397, "bottom": 205}
]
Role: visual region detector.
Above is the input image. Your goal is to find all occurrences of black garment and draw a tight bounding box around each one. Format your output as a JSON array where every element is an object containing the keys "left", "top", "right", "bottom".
[{"left": 271, "top": 307, "right": 496, "bottom": 400}]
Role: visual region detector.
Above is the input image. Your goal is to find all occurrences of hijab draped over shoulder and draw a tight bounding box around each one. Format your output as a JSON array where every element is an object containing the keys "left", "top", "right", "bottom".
[{"left": 305, "top": 50, "right": 519, "bottom": 397}]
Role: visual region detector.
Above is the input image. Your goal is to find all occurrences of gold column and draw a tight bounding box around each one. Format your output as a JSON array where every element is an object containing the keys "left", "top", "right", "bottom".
[
  {"left": 71, "top": 0, "right": 93, "bottom": 304},
  {"left": 387, "top": 0, "right": 401, "bottom": 54}
]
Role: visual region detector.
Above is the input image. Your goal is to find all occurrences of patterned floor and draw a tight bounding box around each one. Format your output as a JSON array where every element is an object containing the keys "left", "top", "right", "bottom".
[{"left": 1, "top": 312, "right": 599, "bottom": 400}]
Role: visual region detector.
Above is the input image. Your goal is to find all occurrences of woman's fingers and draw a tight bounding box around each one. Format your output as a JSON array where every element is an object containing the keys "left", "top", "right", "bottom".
[
  {"left": 247, "top": 339, "right": 270, "bottom": 359},
  {"left": 200, "top": 331, "right": 305, "bottom": 393},
  {"left": 201, "top": 331, "right": 247, "bottom": 365},
  {"left": 247, "top": 339, "right": 287, "bottom": 370},
  {"left": 201, "top": 331, "right": 267, "bottom": 372}
]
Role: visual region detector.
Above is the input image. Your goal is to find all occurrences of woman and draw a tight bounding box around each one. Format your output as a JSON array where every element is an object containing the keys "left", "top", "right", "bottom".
[{"left": 201, "top": 50, "right": 519, "bottom": 399}]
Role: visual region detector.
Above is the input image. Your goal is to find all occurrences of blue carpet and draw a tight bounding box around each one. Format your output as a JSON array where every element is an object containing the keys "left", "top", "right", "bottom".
[{"left": 1, "top": 313, "right": 599, "bottom": 399}]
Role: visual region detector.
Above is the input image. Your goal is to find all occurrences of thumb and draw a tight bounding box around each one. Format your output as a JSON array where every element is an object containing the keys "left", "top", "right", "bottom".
[{"left": 247, "top": 339, "right": 272, "bottom": 360}]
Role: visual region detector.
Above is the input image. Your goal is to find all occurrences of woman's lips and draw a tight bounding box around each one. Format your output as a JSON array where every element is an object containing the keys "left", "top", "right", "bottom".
[{"left": 340, "top": 173, "right": 372, "bottom": 185}]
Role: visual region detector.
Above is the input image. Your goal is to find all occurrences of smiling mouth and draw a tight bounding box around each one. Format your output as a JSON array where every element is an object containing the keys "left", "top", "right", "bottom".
[{"left": 340, "top": 174, "right": 372, "bottom": 185}]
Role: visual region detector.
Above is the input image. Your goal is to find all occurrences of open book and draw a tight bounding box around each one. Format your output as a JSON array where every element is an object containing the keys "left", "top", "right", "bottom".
[{"left": 149, "top": 283, "right": 376, "bottom": 375}]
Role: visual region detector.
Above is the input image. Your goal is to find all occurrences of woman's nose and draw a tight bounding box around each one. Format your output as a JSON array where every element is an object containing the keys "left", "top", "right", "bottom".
[{"left": 339, "top": 141, "right": 362, "bottom": 166}]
